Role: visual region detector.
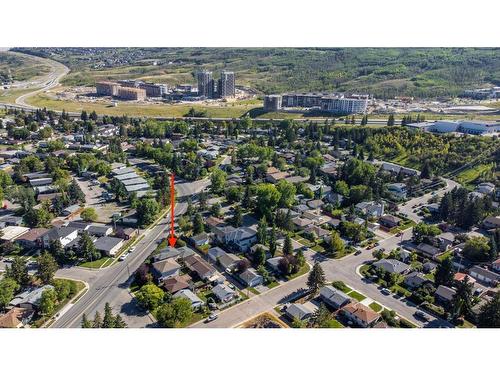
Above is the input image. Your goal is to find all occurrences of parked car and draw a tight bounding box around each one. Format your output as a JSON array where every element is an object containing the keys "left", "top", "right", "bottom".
[
  {"left": 414, "top": 311, "right": 430, "bottom": 321},
  {"left": 474, "top": 288, "right": 483, "bottom": 296},
  {"left": 128, "top": 246, "right": 136, "bottom": 253},
  {"left": 118, "top": 253, "right": 129, "bottom": 261},
  {"left": 381, "top": 288, "right": 391, "bottom": 295},
  {"left": 355, "top": 250, "right": 362, "bottom": 255},
  {"left": 205, "top": 313, "right": 218, "bottom": 323}
]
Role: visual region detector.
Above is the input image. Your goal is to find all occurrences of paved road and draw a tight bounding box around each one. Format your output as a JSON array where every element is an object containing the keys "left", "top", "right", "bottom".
[
  {"left": 51, "top": 202, "right": 187, "bottom": 328},
  {"left": 0, "top": 50, "right": 70, "bottom": 109},
  {"left": 194, "top": 228, "right": 453, "bottom": 328},
  {"left": 398, "top": 178, "right": 459, "bottom": 223}
]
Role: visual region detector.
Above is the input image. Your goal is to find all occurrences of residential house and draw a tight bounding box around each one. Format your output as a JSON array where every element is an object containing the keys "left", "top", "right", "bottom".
[
  {"left": 184, "top": 254, "right": 217, "bottom": 281},
  {"left": 303, "top": 224, "right": 330, "bottom": 241},
  {"left": 0, "top": 215, "right": 23, "bottom": 227},
  {"left": 42, "top": 227, "right": 79, "bottom": 248},
  {"left": 190, "top": 232, "right": 210, "bottom": 247},
  {"left": 152, "top": 258, "right": 181, "bottom": 283},
  {"left": 469, "top": 266, "right": 499, "bottom": 286},
  {"left": 403, "top": 272, "right": 430, "bottom": 289},
  {"left": 212, "top": 225, "right": 257, "bottom": 252},
  {"left": 211, "top": 284, "right": 237, "bottom": 303},
  {"left": 453, "top": 272, "right": 476, "bottom": 284},
  {"left": 435, "top": 285, "right": 456, "bottom": 305},
  {"left": 320, "top": 286, "right": 351, "bottom": 309},
  {"left": 492, "top": 258, "right": 500, "bottom": 273},
  {"left": 341, "top": 302, "right": 381, "bottom": 328},
  {"left": 325, "top": 192, "right": 345, "bottom": 206},
  {"left": 415, "top": 242, "right": 443, "bottom": 259},
  {"left": 355, "top": 201, "right": 385, "bottom": 218},
  {"left": 379, "top": 215, "right": 401, "bottom": 229},
  {"left": 115, "top": 227, "right": 137, "bottom": 240},
  {"left": 0, "top": 308, "right": 29, "bottom": 328},
  {"left": 267, "top": 257, "right": 283, "bottom": 273},
  {"left": 476, "top": 182, "right": 495, "bottom": 195},
  {"left": 9, "top": 285, "right": 55, "bottom": 310},
  {"left": 423, "top": 261, "right": 438, "bottom": 273},
  {"left": 162, "top": 275, "right": 192, "bottom": 294},
  {"left": 373, "top": 259, "right": 410, "bottom": 274},
  {"left": 93, "top": 236, "right": 124, "bottom": 257},
  {"left": 292, "top": 217, "right": 313, "bottom": 230},
  {"left": 87, "top": 225, "right": 113, "bottom": 237},
  {"left": 387, "top": 183, "right": 407, "bottom": 199},
  {"left": 173, "top": 289, "right": 204, "bottom": 310},
  {"left": 285, "top": 303, "right": 314, "bottom": 322},
  {"left": 306, "top": 199, "right": 323, "bottom": 209},
  {"left": 14, "top": 228, "right": 49, "bottom": 250},
  {"left": 154, "top": 246, "right": 195, "bottom": 262},
  {"left": 483, "top": 216, "right": 500, "bottom": 230},
  {"left": 239, "top": 268, "right": 264, "bottom": 287}
]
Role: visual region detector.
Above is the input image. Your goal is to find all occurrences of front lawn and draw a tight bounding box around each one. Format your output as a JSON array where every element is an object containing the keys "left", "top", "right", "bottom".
[
  {"left": 286, "top": 263, "right": 310, "bottom": 280},
  {"left": 79, "top": 257, "right": 111, "bottom": 269},
  {"left": 347, "top": 290, "right": 367, "bottom": 302},
  {"left": 369, "top": 302, "right": 383, "bottom": 313},
  {"left": 331, "top": 280, "right": 352, "bottom": 293}
]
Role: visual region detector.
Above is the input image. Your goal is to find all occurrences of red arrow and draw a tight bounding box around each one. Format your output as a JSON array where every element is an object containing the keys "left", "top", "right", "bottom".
[{"left": 168, "top": 173, "right": 177, "bottom": 247}]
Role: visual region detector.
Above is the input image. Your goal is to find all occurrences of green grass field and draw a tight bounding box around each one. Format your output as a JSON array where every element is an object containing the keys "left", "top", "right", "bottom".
[
  {"left": 456, "top": 163, "right": 495, "bottom": 187},
  {"left": 347, "top": 290, "right": 367, "bottom": 302}
]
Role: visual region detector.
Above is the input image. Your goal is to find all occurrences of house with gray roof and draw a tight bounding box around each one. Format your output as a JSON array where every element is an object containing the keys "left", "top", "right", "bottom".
[
  {"left": 173, "top": 289, "right": 204, "bottom": 309},
  {"left": 320, "top": 285, "right": 351, "bottom": 309},
  {"left": 9, "top": 285, "right": 54, "bottom": 310},
  {"left": 403, "top": 272, "right": 430, "bottom": 289},
  {"left": 435, "top": 285, "right": 456, "bottom": 305},
  {"left": 239, "top": 268, "right": 264, "bottom": 287},
  {"left": 211, "top": 284, "right": 236, "bottom": 303},
  {"left": 373, "top": 259, "right": 410, "bottom": 275},
  {"left": 285, "top": 303, "right": 314, "bottom": 321}
]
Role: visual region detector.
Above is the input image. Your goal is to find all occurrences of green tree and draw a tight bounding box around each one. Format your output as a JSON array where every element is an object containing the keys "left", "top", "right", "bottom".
[
  {"left": 463, "top": 237, "right": 490, "bottom": 262},
  {"left": 36, "top": 252, "right": 58, "bottom": 284},
  {"left": 52, "top": 279, "right": 72, "bottom": 301},
  {"left": 283, "top": 234, "right": 293, "bottom": 256},
  {"left": 0, "top": 278, "right": 19, "bottom": 309},
  {"left": 269, "top": 226, "right": 277, "bottom": 257},
  {"left": 103, "top": 302, "right": 116, "bottom": 328},
  {"left": 5, "top": 257, "right": 30, "bottom": 287},
  {"left": 192, "top": 213, "right": 205, "bottom": 235},
  {"left": 307, "top": 262, "right": 326, "bottom": 295},
  {"left": 210, "top": 169, "right": 227, "bottom": 194},
  {"left": 156, "top": 298, "right": 193, "bottom": 328},
  {"left": 81, "top": 313, "right": 92, "bottom": 328},
  {"left": 325, "top": 231, "right": 345, "bottom": 256},
  {"left": 136, "top": 283, "right": 165, "bottom": 311},
  {"left": 276, "top": 180, "right": 296, "bottom": 208},
  {"left": 450, "top": 276, "right": 473, "bottom": 321},
  {"left": 80, "top": 207, "right": 98, "bottom": 222},
  {"left": 114, "top": 314, "right": 127, "bottom": 328},
  {"left": 435, "top": 257, "right": 454, "bottom": 287},
  {"left": 387, "top": 114, "right": 395, "bottom": 126},
  {"left": 232, "top": 205, "right": 243, "bottom": 227},
  {"left": 93, "top": 311, "right": 103, "bottom": 328},
  {"left": 253, "top": 246, "right": 266, "bottom": 267},
  {"left": 478, "top": 292, "right": 500, "bottom": 328},
  {"left": 137, "top": 198, "right": 160, "bottom": 227},
  {"left": 78, "top": 232, "right": 100, "bottom": 262},
  {"left": 40, "top": 288, "right": 58, "bottom": 316},
  {"left": 257, "top": 216, "right": 268, "bottom": 244},
  {"left": 255, "top": 183, "right": 281, "bottom": 219}
]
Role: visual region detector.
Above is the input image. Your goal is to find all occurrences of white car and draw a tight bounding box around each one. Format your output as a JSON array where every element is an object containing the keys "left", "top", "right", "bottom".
[
  {"left": 128, "top": 246, "right": 136, "bottom": 253},
  {"left": 118, "top": 253, "right": 129, "bottom": 261}
]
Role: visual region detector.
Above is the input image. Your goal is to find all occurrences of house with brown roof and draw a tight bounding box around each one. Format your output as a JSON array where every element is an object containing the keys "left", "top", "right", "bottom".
[
  {"left": 0, "top": 308, "right": 28, "bottom": 328},
  {"left": 341, "top": 302, "right": 381, "bottom": 327},
  {"left": 14, "top": 228, "right": 49, "bottom": 250},
  {"left": 162, "top": 274, "right": 192, "bottom": 294},
  {"left": 184, "top": 254, "right": 217, "bottom": 281}
]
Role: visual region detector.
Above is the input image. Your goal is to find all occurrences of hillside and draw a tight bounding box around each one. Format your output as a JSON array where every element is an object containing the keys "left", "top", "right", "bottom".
[{"left": 12, "top": 47, "right": 500, "bottom": 98}]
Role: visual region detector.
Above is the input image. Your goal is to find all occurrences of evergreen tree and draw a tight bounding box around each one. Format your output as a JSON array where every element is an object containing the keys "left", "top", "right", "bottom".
[
  {"left": 257, "top": 216, "right": 268, "bottom": 244},
  {"left": 478, "top": 292, "right": 500, "bottom": 328},
  {"left": 283, "top": 234, "right": 293, "bottom": 256},
  {"left": 114, "top": 314, "right": 127, "bottom": 328},
  {"left": 307, "top": 262, "right": 326, "bottom": 295},
  {"left": 81, "top": 313, "right": 92, "bottom": 328},
  {"left": 232, "top": 205, "right": 243, "bottom": 227},
  {"left": 387, "top": 114, "right": 395, "bottom": 126},
  {"left": 269, "top": 226, "right": 277, "bottom": 257},
  {"left": 192, "top": 213, "right": 205, "bottom": 235},
  {"left": 36, "top": 251, "right": 58, "bottom": 284},
  {"left": 435, "top": 257, "right": 454, "bottom": 287},
  {"left": 93, "top": 311, "right": 103, "bottom": 328},
  {"left": 103, "top": 302, "right": 116, "bottom": 328}
]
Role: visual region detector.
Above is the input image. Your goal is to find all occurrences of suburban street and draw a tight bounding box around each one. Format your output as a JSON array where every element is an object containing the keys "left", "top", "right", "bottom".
[{"left": 51, "top": 202, "right": 187, "bottom": 328}]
